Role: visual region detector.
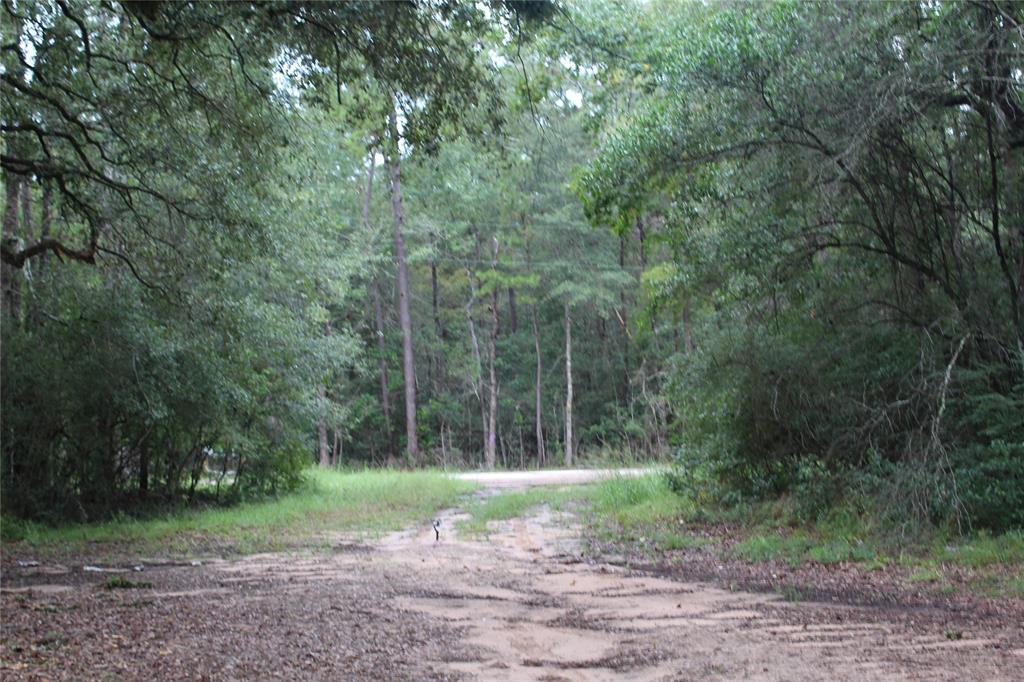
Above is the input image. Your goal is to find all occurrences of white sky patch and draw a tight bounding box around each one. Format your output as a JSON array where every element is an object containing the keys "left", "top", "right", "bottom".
[
  {"left": 271, "top": 48, "right": 311, "bottom": 105},
  {"left": 564, "top": 89, "right": 583, "bottom": 107}
]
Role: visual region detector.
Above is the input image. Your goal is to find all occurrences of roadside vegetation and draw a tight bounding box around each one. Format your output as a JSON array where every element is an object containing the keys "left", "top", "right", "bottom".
[
  {"left": 2, "top": 470, "right": 474, "bottom": 558},
  {"left": 574, "top": 474, "right": 1024, "bottom": 599},
  {"left": 458, "top": 473, "right": 1023, "bottom": 600}
]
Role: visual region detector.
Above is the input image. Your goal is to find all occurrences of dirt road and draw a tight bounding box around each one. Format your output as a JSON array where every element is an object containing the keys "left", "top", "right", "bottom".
[
  {"left": 450, "top": 468, "right": 652, "bottom": 488},
  {"left": 2, "top": 475, "right": 1021, "bottom": 680}
]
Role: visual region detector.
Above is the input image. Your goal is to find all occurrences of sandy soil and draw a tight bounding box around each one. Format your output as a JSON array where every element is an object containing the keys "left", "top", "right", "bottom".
[{"left": 2, "top": 482, "right": 1021, "bottom": 680}]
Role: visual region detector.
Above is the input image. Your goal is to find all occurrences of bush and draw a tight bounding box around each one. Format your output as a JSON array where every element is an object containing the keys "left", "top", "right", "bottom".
[
  {"left": 667, "top": 274, "right": 1023, "bottom": 535},
  {"left": 1, "top": 267, "right": 325, "bottom": 522}
]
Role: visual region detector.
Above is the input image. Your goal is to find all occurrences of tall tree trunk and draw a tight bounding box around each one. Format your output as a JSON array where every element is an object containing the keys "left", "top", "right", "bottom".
[
  {"left": 317, "top": 318, "right": 332, "bottom": 468},
  {"left": 2, "top": 171, "right": 21, "bottom": 322},
  {"left": 317, "top": 384, "right": 330, "bottom": 467},
  {"left": 34, "top": 183, "right": 51, "bottom": 283},
  {"left": 485, "top": 237, "right": 499, "bottom": 469},
  {"left": 364, "top": 152, "right": 397, "bottom": 460},
  {"left": 637, "top": 216, "right": 655, "bottom": 335},
  {"left": 564, "top": 303, "right": 574, "bottom": 467},
  {"left": 19, "top": 178, "right": 32, "bottom": 248},
  {"left": 387, "top": 110, "right": 419, "bottom": 460},
  {"left": 464, "top": 266, "right": 488, "bottom": 462},
  {"left": 371, "top": 283, "right": 396, "bottom": 458},
  {"left": 429, "top": 254, "right": 442, "bottom": 388},
  {"left": 532, "top": 303, "right": 545, "bottom": 466},
  {"left": 139, "top": 445, "right": 149, "bottom": 500},
  {"left": 507, "top": 287, "right": 518, "bottom": 334},
  {"left": 618, "top": 234, "right": 631, "bottom": 404},
  {"left": 432, "top": 255, "right": 445, "bottom": 340}
]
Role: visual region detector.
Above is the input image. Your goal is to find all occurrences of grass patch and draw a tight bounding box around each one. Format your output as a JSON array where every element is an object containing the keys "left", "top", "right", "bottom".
[
  {"left": 101, "top": 576, "right": 153, "bottom": 590},
  {"left": 731, "top": 534, "right": 810, "bottom": 564},
  {"left": 572, "top": 474, "right": 708, "bottom": 552},
  {"left": 908, "top": 568, "right": 942, "bottom": 583},
  {"left": 3, "top": 468, "right": 475, "bottom": 557},
  {"left": 587, "top": 474, "right": 692, "bottom": 529},
  {"left": 937, "top": 530, "right": 1024, "bottom": 567},
  {"left": 458, "top": 486, "right": 585, "bottom": 536},
  {"left": 652, "top": 531, "right": 711, "bottom": 550}
]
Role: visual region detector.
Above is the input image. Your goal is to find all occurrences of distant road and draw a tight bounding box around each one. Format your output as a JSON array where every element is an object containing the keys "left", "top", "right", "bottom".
[{"left": 450, "top": 468, "right": 654, "bottom": 488}]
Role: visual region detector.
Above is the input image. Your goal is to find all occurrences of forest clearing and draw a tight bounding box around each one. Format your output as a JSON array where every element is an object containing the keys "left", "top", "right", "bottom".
[
  {"left": 2, "top": 470, "right": 1022, "bottom": 680},
  {"left": 2, "top": 1, "right": 1022, "bottom": 679}
]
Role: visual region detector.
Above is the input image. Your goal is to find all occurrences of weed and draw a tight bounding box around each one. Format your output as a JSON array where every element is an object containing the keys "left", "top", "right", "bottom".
[
  {"left": 102, "top": 576, "right": 153, "bottom": 590},
  {"left": 908, "top": 568, "right": 942, "bottom": 583}
]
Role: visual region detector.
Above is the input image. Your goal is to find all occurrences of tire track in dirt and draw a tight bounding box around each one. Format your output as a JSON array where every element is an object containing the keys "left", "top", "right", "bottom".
[
  {"left": 2, "top": 486, "right": 1021, "bottom": 680},
  {"left": 380, "top": 502, "right": 1021, "bottom": 681}
]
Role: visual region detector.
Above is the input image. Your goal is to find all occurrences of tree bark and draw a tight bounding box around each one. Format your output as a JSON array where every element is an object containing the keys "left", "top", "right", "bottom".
[
  {"left": 2, "top": 172, "right": 21, "bottom": 321},
  {"left": 618, "top": 233, "right": 631, "bottom": 404},
  {"left": 564, "top": 302, "right": 574, "bottom": 467},
  {"left": 429, "top": 252, "right": 442, "bottom": 388},
  {"left": 682, "top": 297, "right": 694, "bottom": 353},
  {"left": 363, "top": 152, "right": 397, "bottom": 460},
  {"left": 387, "top": 109, "right": 419, "bottom": 460},
  {"left": 507, "top": 287, "right": 518, "bottom": 333},
  {"left": 37, "top": 183, "right": 51, "bottom": 275},
  {"left": 432, "top": 254, "right": 445, "bottom": 340},
  {"left": 464, "top": 267, "right": 488, "bottom": 460},
  {"left": 19, "top": 178, "right": 32, "bottom": 245},
  {"left": 532, "top": 303, "right": 545, "bottom": 466},
  {"left": 485, "top": 237, "right": 499, "bottom": 469},
  {"left": 317, "top": 384, "right": 330, "bottom": 467},
  {"left": 371, "top": 282, "right": 395, "bottom": 458}
]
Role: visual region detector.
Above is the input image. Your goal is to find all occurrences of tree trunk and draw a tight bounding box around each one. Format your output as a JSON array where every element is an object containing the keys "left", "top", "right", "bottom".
[
  {"left": 564, "top": 303, "right": 574, "bottom": 467},
  {"left": 682, "top": 297, "right": 694, "bottom": 353},
  {"left": 2, "top": 172, "right": 21, "bottom": 322},
  {"left": 139, "top": 445, "right": 149, "bottom": 500},
  {"left": 316, "top": 313, "right": 332, "bottom": 467},
  {"left": 363, "top": 151, "right": 396, "bottom": 460},
  {"left": 485, "top": 237, "right": 499, "bottom": 469},
  {"left": 432, "top": 255, "right": 445, "bottom": 340},
  {"left": 429, "top": 254, "right": 442, "bottom": 388},
  {"left": 464, "top": 265, "right": 488, "bottom": 462},
  {"left": 507, "top": 287, "right": 518, "bottom": 333},
  {"left": 618, "top": 234, "right": 631, "bottom": 404},
  {"left": 387, "top": 109, "right": 419, "bottom": 461},
  {"left": 532, "top": 303, "right": 545, "bottom": 466},
  {"left": 371, "top": 283, "right": 396, "bottom": 457},
  {"left": 317, "top": 384, "right": 330, "bottom": 467}
]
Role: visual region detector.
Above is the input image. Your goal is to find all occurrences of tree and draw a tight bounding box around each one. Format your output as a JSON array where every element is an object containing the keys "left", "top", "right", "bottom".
[{"left": 386, "top": 108, "right": 420, "bottom": 461}]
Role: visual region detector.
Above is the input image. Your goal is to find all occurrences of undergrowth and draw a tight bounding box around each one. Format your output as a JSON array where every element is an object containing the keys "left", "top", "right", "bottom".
[{"left": 2, "top": 469, "right": 475, "bottom": 557}]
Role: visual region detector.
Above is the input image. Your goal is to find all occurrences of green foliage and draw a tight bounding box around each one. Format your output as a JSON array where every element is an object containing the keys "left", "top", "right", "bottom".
[
  {"left": 575, "top": 0, "right": 1024, "bottom": 534},
  {"left": 587, "top": 474, "right": 692, "bottom": 529}
]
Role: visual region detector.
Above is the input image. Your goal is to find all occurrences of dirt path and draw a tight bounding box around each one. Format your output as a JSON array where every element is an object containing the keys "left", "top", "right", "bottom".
[{"left": 2, "top": 483, "right": 1021, "bottom": 680}]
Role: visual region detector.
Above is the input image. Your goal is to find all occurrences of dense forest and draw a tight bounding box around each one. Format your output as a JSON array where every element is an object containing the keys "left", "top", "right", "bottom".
[{"left": 2, "top": 1, "right": 1021, "bottom": 535}]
